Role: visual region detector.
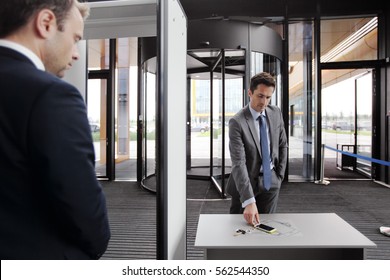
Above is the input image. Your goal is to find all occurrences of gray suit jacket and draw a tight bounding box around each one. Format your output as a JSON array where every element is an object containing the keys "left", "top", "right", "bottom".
[{"left": 226, "top": 104, "right": 288, "bottom": 203}]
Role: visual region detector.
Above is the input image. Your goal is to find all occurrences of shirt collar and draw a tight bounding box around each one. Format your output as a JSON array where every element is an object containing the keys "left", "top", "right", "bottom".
[
  {"left": 0, "top": 39, "right": 45, "bottom": 71},
  {"left": 249, "top": 105, "right": 266, "bottom": 121}
]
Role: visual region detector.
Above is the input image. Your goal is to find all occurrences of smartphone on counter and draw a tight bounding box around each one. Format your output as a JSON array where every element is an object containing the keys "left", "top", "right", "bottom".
[{"left": 254, "top": 223, "right": 276, "bottom": 234}]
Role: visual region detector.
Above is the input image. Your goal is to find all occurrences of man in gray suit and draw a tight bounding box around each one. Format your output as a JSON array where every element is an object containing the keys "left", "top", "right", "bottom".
[{"left": 227, "top": 72, "right": 288, "bottom": 225}]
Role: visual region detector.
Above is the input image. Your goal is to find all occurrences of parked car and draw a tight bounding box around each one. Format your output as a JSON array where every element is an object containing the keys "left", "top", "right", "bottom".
[
  {"left": 191, "top": 124, "right": 209, "bottom": 133},
  {"left": 90, "top": 124, "right": 100, "bottom": 132},
  {"left": 357, "top": 121, "right": 371, "bottom": 131},
  {"left": 332, "top": 121, "right": 352, "bottom": 131}
]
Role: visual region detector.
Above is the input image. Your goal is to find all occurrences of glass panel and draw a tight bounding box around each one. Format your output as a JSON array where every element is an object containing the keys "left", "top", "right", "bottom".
[
  {"left": 251, "top": 52, "right": 265, "bottom": 76},
  {"left": 322, "top": 69, "right": 373, "bottom": 178},
  {"left": 322, "top": 69, "right": 356, "bottom": 173},
  {"left": 145, "top": 71, "right": 156, "bottom": 178},
  {"left": 87, "top": 79, "right": 107, "bottom": 177},
  {"left": 225, "top": 77, "right": 244, "bottom": 174},
  {"left": 212, "top": 73, "right": 223, "bottom": 180},
  {"left": 88, "top": 39, "right": 110, "bottom": 70},
  {"left": 320, "top": 17, "right": 377, "bottom": 62},
  {"left": 213, "top": 75, "right": 244, "bottom": 187},
  {"left": 188, "top": 78, "right": 211, "bottom": 176},
  {"left": 288, "top": 21, "right": 316, "bottom": 181},
  {"left": 115, "top": 38, "right": 138, "bottom": 181},
  {"left": 356, "top": 72, "right": 372, "bottom": 176},
  {"left": 251, "top": 52, "right": 282, "bottom": 107},
  {"left": 187, "top": 49, "right": 245, "bottom": 182}
]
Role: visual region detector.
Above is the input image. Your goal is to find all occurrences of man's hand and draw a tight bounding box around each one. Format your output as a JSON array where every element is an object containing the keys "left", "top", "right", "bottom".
[{"left": 243, "top": 203, "right": 260, "bottom": 225}]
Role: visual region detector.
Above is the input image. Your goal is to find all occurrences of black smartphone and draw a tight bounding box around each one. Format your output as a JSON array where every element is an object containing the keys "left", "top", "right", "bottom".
[{"left": 254, "top": 223, "right": 276, "bottom": 233}]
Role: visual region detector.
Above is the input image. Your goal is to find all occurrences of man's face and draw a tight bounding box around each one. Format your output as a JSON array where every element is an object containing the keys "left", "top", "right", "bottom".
[
  {"left": 248, "top": 84, "right": 274, "bottom": 113},
  {"left": 43, "top": 5, "right": 84, "bottom": 78}
]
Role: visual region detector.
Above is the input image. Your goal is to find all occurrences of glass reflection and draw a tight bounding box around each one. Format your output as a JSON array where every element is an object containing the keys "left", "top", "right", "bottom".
[
  {"left": 320, "top": 17, "right": 377, "bottom": 63},
  {"left": 288, "top": 21, "right": 316, "bottom": 181}
]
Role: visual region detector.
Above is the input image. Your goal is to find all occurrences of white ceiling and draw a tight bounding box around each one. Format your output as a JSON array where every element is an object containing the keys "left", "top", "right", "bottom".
[{"left": 85, "top": 0, "right": 157, "bottom": 39}]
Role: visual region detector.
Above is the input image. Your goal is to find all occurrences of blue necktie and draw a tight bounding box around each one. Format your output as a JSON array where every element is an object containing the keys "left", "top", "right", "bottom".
[{"left": 259, "top": 115, "right": 272, "bottom": 190}]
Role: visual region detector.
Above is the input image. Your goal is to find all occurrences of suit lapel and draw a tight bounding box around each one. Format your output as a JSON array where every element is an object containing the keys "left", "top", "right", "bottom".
[{"left": 244, "top": 105, "right": 262, "bottom": 157}]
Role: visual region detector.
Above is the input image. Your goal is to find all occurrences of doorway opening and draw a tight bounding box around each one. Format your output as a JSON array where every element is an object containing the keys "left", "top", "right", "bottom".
[
  {"left": 321, "top": 69, "right": 374, "bottom": 180},
  {"left": 87, "top": 38, "right": 138, "bottom": 181}
]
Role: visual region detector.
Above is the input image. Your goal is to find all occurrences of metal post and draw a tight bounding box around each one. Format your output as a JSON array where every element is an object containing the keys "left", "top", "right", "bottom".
[{"left": 315, "top": 144, "right": 330, "bottom": 185}]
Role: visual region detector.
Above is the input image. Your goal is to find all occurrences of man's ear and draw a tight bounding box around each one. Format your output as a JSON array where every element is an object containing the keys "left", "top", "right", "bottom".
[{"left": 34, "top": 9, "right": 57, "bottom": 39}]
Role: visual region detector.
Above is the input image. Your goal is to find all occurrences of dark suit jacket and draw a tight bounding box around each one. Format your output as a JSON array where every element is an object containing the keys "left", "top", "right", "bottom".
[
  {"left": 226, "top": 104, "right": 288, "bottom": 203},
  {"left": 0, "top": 47, "right": 110, "bottom": 259}
]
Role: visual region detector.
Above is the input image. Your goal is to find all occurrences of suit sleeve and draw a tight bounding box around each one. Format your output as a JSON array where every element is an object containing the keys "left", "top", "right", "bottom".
[
  {"left": 28, "top": 81, "right": 110, "bottom": 259},
  {"left": 228, "top": 117, "right": 255, "bottom": 203}
]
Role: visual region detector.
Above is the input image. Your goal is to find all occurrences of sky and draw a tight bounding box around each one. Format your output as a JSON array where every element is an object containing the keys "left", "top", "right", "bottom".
[{"left": 322, "top": 72, "right": 372, "bottom": 117}]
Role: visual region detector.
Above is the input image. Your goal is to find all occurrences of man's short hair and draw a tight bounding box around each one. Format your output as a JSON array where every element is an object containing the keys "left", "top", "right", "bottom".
[
  {"left": 0, "top": 0, "right": 89, "bottom": 37},
  {"left": 250, "top": 72, "right": 276, "bottom": 92}
]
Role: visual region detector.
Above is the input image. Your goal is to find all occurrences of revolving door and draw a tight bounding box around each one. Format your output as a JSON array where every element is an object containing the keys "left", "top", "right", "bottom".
[
  {"left": 187, "top": 49, "right": 245, "bottom": 196},
  {"left": 140, "top": 21, "right": 284, "bottom": 196}
]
